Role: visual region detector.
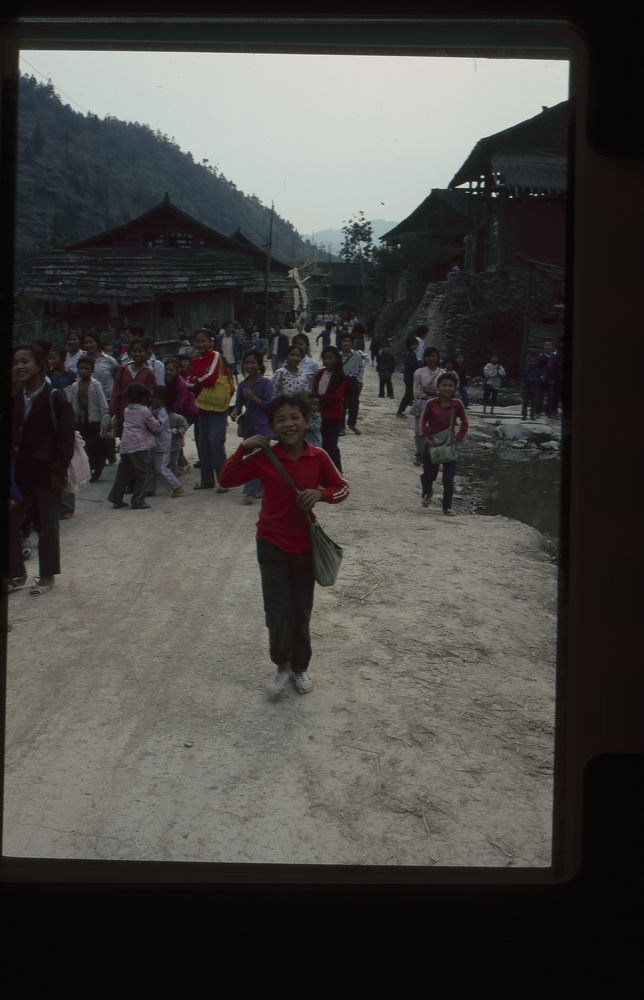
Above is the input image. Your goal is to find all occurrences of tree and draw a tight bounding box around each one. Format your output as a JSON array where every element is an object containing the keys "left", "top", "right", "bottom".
[{"left": 340, "top": 211, "right": 373, "bottom": 262}]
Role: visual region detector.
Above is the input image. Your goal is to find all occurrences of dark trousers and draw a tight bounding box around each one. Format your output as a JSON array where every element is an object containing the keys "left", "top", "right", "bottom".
[
  {"left": 341, "top": 377, "right": 360, "bottom": 429},
  {"left": 107, "top": 451, "right": 151, "bottom": 506},
  {"left": 378, "top": 374, "right": 394, "bottom": 398},
  {"left": 398, "top": 382, "right": 414, "bottom": 413},
  {"left": 321, "top": 416, "right": 343, "bottom": 473},
  {"left": 256, "top": 539, "right": 315, "bottom": 673},
  {"left": 421, "top": 445, "right": 456, "bottom": 511},
  {"left": 483, "top": 385, "right": 498, "bottom": 408},
  {"left": 77, "top": 421, "right": 106, "bottom": 480},
  {"left": 9, "top": 484, "right": 62, "bottom": 578},
  {"left": 536, "top": 382, "right": 555, "bottom": 417},
  {"left": 457, "top": 386, "right": 469, "bottom": 408},
  {"left": 197, "top": 411, "right": 228, "bottom": 485},
  {"left": 522, "top": 387, "right": 537, "bottom": 418}
]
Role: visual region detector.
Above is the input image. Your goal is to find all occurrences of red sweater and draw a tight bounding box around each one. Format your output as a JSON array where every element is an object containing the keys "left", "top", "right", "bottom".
[
  {"left": 312, "top": 369, "right": 345, "bottom": 420},
  {"left": 420, "top": 397, "right": 469, "bottom": 442},
  {"left": 109, "top": 364, "right": 156, "bottom": 422},
  {"left": 218, "top": 441, "right": 350, "bottom": 552}
]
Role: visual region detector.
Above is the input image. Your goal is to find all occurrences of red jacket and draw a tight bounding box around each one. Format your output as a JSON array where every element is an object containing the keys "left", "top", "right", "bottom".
[
  {"left": 219, "top": 441, "right": 349, "bottom": 553},
  {"left": 420, "top": 397, "right": 469, "bottom": 442},
  {"left": 167, "top": 374, "right": 199, "bottom": 420},
  {"left": 109, "top": 364, "right": 156, "bottom": 423},
  {"left": 186, "top": 349, "right": 222, "bottom": 393},
  {"left": 312, "top": 368, "right": 345, "bottom": 420}
]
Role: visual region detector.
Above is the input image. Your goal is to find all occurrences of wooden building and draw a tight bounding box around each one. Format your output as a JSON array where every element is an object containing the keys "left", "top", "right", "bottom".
[
  {"left": 16, "top": 194, "right": 291, "bottom": 347},
  {"left": 379, "top": 188, "right": 471, "bottom": 280},
  {"left": 448, "top": 101, "right": 568, "bottom": 274}
]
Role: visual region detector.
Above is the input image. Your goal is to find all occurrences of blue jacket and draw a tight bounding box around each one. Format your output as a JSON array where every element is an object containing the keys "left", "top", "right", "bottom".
[
  {"left": 233, "top": 375, "right": 275, "bottom": 439},
  {"left": 537, "top": 351, "right": 556, "bottom": 384},
  {"left": 404, "top": 350, "right": 421, "bottom": 384},
  {"left": 521, "top": 366, "right": 542, "bottom": 393},
  {"left": 377, "top": 352, "right": 396, "bottom": 374}
]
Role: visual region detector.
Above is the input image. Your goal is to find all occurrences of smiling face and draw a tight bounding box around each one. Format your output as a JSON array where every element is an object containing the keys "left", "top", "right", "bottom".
[
  {"left": 286, "top": 346, "right": 304, "bottom": 367},
  {"left": 66, "top": 332, "right": 81, "bottom": 353},
  {"left": 269, "top": 403, "right": 309, "bottom": 446},
  {"left": 438, "top": 378, "right": 457, "bottom": 401},
  {"left": 13, "top": 348, "right": 43, "bottom": 384},
  {"left": 192, "top": 332, "right": 212, "bottom": 354},
  {"left": 425, "top": 351, "right": 439, "bottom": 368},
  {"left": 243, "top": 354, "right": 259, "bottom": 378},
  {"left": 130, "top": 342, "right": 147, "bottom": 364},
  {"left": 165, "top": 361, "right": 179, "bottom": 380},
  {"left": 322, "top": 351, "right": 336, "bottom": 371},
  {"left": 82, "top": 336, "right": 100, "bottom": 357}
]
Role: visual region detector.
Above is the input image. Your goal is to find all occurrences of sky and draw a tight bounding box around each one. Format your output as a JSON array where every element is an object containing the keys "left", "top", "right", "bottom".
[{"left": 19, "top": 51, "right": 569, "bottom": 239}]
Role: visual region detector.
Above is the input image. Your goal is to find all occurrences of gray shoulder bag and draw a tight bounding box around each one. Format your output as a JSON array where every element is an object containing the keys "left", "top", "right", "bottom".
[
  {"left": 262, "top": 446, "right": 343, "bottom": 587},
  {"left": 429, "top": 405, "right": 458, "bottom": 465}
]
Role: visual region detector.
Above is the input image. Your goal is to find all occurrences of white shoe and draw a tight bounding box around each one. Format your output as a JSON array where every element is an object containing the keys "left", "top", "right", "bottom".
[
  {"left": 266, "top": 670, "right": 290, "bottom": 698},
  {"left": 291, "top": 671, "right": 313, "bottom": 694}
]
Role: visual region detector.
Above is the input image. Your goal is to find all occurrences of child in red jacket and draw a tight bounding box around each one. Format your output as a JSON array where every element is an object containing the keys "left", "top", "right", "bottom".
[
  {"left": 311, "top": 346, "right": 346, "bottom": 473},
  {"left": 219, "top": 393, "right": 349, "bottom": 698}
]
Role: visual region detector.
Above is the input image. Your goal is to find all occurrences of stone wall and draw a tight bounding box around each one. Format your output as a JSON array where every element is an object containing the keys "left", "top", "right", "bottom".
[{"left": 375, "top": 268, "right": 561, "bottom": 377}]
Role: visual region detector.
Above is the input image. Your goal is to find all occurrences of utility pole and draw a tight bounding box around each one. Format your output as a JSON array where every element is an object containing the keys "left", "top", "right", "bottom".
[{"left": 264, "top": 201, "right": 274, "bottom": 336}]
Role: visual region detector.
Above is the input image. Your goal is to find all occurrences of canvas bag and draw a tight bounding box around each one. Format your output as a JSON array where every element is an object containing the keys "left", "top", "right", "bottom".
[
  {"left": 429, "top": 405, "right": 458, "bottom": 465},
  {"left": 263, "top": 446, "right": 343, "bottom": 587}
]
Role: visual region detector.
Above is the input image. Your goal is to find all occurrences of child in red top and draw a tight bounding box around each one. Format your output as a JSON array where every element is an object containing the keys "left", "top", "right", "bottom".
[
  {"left": 108, "top": 338, "right": 156, "bottom": 430},
  {"left": 311, "top": 346, "right": 346, "bottom": 474},
  {"left": 419, "top": 372, "right": 468, "bottom": 515},
  {"left": 218, "top": 393, "right": 349, "bottom": 698}
]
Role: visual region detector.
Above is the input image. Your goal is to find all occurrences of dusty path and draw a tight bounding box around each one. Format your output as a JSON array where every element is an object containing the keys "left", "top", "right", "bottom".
[{"left": 4, "top": 356, "right": 557, "bottom": 867}]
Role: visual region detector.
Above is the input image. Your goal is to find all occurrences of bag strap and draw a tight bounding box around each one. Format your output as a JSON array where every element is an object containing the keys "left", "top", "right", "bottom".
[
  {"left": 262, "top": 446, "right": 314, "bottom": 524},
  {"left": 49, "top": 386, "right": 60, "bottom": 429}
]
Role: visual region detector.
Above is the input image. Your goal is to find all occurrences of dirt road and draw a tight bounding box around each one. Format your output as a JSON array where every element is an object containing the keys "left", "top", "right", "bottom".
[{"left": 4, "top": 362, "right": 557, "bottom": 867}]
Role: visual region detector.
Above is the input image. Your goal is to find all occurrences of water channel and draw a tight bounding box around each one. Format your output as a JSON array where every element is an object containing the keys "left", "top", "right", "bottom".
[{"left": 458, "top": 451, "right": 561, "bottom": 540}]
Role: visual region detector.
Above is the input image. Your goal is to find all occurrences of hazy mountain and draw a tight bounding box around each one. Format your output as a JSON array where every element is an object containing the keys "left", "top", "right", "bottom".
[
  {"left": 15, "top": 74, "right": 318, "bottom": 272},
  {"left": 302, "top": 219, "right": 400, "bottom": 253}
]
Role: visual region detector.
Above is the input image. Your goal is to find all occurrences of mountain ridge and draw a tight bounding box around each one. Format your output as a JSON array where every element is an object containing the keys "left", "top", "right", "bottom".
[{"left": 15, "top": 74, "right": 321, "bottom": 272}]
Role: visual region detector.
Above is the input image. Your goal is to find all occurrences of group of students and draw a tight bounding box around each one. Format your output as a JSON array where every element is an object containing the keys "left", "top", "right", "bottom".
[{"left": 7, "top": 333, "right": 352, "bottom": 699}]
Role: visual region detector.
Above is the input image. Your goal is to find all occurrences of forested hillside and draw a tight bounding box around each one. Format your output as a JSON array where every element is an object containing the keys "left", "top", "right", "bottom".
[{"left": 15, "top": 74, "right": 314, "bottom": 272}]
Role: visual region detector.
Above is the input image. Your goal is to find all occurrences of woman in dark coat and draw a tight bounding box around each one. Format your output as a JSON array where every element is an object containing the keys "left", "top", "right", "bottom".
[{"left": 9, "top": 344, "right": 75, "bottom": 596}]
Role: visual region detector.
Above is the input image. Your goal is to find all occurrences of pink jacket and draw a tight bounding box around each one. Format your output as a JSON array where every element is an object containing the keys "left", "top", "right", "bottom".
[
  {"left": 168, "top": 374, "right": 199, "bottom": 420},
  {"left": 120, "top": 404, "right": 161, "bottom": 454}
]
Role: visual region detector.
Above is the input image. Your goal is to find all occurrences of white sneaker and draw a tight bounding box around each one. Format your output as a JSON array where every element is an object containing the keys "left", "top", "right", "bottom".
[
  {"left": 266, "top": 670, "right": 290, "bottom": 698},
  {"left": 291, "top": 671, "right": 313, "bottom": 694}
]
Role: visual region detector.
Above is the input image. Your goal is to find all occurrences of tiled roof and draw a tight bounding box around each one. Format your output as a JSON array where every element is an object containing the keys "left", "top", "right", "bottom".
[
  {"left": 17, "top": 247, "right": 291, "bottom": 304},
  {"left": 449, "top": 100, "right": 569, "bottom": 189},
  {"left": 380, "top": 188, "right": 471, "bottom": 241},
  {"left": 491, "top": 150, "right": 567, "bottom": 193}
]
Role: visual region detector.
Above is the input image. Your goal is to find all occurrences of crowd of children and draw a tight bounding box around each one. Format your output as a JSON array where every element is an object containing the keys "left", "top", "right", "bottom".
[{"left": 7, "top": 320, "right": 561, "bottom": 692}]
